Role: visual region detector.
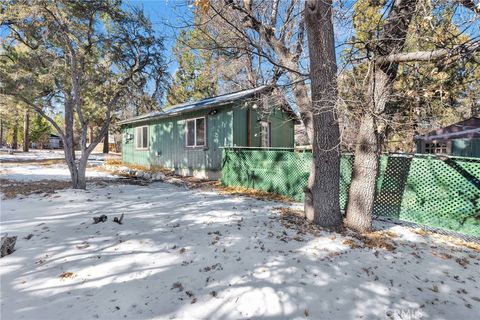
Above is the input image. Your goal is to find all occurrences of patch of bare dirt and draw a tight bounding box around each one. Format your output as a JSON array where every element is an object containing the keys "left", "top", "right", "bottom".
[
  {"left": 0, "top": 159, "right": 65, "bottom": 166},
  {"left": 103, "top": 162, "right": 294, "bottom": 202},
  {"left": 0, "top": 177, "right": 150, "bottom": 199},
  {"left": 275, "top": 207, "right": 323, "bottom": 237},
  {"left": 413, "top": 228, "right": 480, "bottom": 252},
  {"left": 215, "top": 185, "right": 293, "bottom": 202},
  {"left": 350, "top": 230, "right": 398, "bottom": 252},
  {"left": 0, "top": 179, "right": 73, "bottom": 199},
  {"left": 59, "top": 272, "right": 76, "bottom": 280}
]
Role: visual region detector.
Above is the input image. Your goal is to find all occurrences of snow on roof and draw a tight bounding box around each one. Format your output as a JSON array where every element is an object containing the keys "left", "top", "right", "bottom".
[{"left": 119, "top": 86, "right": 270, "bottom": 125}]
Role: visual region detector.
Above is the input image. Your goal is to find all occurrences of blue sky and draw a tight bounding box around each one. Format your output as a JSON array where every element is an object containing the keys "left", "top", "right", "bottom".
[
  {"left": 124, "top": 0, "right": 354, "bottom": 77},
  {"left": 125, "top": 0, "right": 192, "bottom": 75}
]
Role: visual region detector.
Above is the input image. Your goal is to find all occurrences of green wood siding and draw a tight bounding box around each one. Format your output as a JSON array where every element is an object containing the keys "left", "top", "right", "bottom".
[
  {"left": 269, "top": 109, "right": 294, "bottom": 147},
  {"left": 233, "top": 107, "right": 248, "bottom": 146},
  {"left": 452, "top": 139, "right": 480, "bottom": 157},
  {"left": 122, "top": 106, "right": 233, "bottom": 173},
  {"left": 416, "top": 139, "right": 480, "bottom": 158},
  {"left": 247, "top": 108, "right": 294, "bottom": 148},
  {"left": 122, "top": 126, "right": 151, "bottom": 166},
  {"left": 122, "top": 103, "right": 295, "bottom": 175},
  {"left": 250, "top": 110, "right": 261, "bottom": 147}
]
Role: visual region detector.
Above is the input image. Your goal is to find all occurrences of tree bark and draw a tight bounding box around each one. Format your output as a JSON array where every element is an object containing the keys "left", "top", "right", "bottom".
[
  {"left": 304, "top": 0, "right": 342, "bottom": 229},
  {"left": 23, "top": 110, "right": 29, "bottom": 152},
  {"left": 63, "top": 98, "right": 81, "bottom": 188},
  {"left": 344, "top": 113, "right": 379, "bottom": 231},
  {"left": 76, "top": 155, "right": 89, "bottom": 189},
  {"left": 345, "top": 0, "right": 419, "bottom": 232},
  {"left": 0, "top": 117, "right": 3, "bottom": 147},
  {"left": 89, "top": 126, "right": 94, "bottom": 145},
  {"left": 103, "top": 127, "right": 109, "bottom": 154},
  {"left": 12, "top": 118, "right": 18, "bottom": 150}
]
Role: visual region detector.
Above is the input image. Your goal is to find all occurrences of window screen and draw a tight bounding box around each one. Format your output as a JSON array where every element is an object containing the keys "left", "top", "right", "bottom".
[
  {"left": 136, "top": 127, "right": 142, "bottom": 148},
  {"left": 186, "top": 120, "right": 195, "bottom": 146},
  {"left": 196, "top": 118, "right": 205, "bottom": 146},
  {"left": 185, "top": 117, "right": 207, "bottom": 147},
  {"left": 260, "top": 121, "right": 270, "bottom": 147},
  {"left": 135, "top": 126, "right": 148, "bottom": 149}
]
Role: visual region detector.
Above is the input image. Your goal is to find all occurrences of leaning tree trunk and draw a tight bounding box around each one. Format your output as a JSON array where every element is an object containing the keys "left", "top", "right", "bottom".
[
  {"left": 23, "top": 110, "right": 29, "bottom": 152},
  {"left": 303, "top": 0, "right": 342, "bottom": 229}
]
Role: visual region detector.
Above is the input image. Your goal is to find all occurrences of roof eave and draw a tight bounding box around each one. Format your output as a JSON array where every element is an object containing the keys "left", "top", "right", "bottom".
[{"left": 118, "top": 101, "right": 234, "bottom": 126}]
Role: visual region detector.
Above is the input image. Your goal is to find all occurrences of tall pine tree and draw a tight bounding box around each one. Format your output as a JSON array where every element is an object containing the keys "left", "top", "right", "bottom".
[{"left": 167, "top": 28, "right": 218, "bottom": 106}]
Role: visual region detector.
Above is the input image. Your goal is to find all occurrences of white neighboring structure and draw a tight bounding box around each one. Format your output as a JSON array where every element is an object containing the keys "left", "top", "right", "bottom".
[{"left": 48, "top": 134, "right": 61, "bottom": 149}]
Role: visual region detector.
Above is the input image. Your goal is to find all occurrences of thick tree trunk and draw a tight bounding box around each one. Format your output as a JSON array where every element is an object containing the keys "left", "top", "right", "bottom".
[
  {"left": 23, "top": 110, "right": 29, "bottom": 152},
  {"left": 64, "top": 99, "right": 84, "bottom": 189},
  {"left": 344, "top": 113, "right": 379, "bottom": 231},
  {"left": 89, "top": 126, "right": 94, "bottom": 145},
  {"left": 345, "top": 64, "right": 395, "bottom": 231},
  {"left": 103, "top": 128, "right": 109, "bottom": 154},
  {"left": 76, "top": 155, "right": 89, "bottom": 189},
  {"left": 63, "top": 144, "right": 91, "bottom": 189},
  {"left": 12, "top": 119, "right": 18, "bottom": 150},
  {"left": 344, "top": 0, "right": 419, "bottom": 232},
  {"left": 303, "top": 0, "right": 342, "bottom": 229}
]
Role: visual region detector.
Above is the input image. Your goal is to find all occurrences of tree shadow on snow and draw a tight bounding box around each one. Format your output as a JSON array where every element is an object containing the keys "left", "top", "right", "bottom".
[{"left": 1, "top": 181, "right": 479, "bottom": 320}]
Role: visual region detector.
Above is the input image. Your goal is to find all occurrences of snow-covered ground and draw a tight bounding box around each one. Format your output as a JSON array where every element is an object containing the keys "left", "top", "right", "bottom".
[
  {"left": 0, "top": 163, "right": 115, "bottom": 182},
  {"left": 0, "top": 149, "right": 66, "bottom": 162},
  {"left": 1, "top": 163, "right": 479, "bottom": 320},
  {"left": 0, "top": 149, "right": 119, "bottom": 162}
]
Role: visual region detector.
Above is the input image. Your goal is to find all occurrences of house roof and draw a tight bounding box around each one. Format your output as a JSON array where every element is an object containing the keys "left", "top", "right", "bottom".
[
  {"left": 119, "top": 86, "right": 271, "bottom": 125},
  {"left": 415, "top": 117, "right": 480, "bottom": 141}
]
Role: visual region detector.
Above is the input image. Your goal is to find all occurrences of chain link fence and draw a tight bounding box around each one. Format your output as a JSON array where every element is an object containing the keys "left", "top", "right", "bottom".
[{"left": 221, "top": 147, "right": 480, "bottom": 237}]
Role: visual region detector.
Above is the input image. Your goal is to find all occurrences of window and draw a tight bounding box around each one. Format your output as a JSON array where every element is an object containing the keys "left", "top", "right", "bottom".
[
  {"left": 135, "top": 126, "right": 149, "bottom": 149},
  {"left": 260, "top": 121, "right": 271, "bottom": 147},
  {"left": 424, "top": 141, "right": 448, "bottom": 154},
  {"left": 185, "top": 117, "right": 206, "bottom": 148}
]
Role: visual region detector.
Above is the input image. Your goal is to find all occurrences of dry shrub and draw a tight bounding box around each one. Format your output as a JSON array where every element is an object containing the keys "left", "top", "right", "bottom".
[{"left": 105, "top": 159, "right": 122, "bottom": 166}]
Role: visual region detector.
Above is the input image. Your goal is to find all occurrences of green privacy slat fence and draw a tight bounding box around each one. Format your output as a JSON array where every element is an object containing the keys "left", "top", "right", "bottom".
[{"left": 221, "top": 148, "right": 480, "bottom": 237}]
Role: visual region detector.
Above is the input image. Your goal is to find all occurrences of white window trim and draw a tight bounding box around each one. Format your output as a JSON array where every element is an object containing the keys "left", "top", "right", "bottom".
[
  {"left": 135, "top": 126, "right": 149, "bottom": 150},
  {"left": 185, "top": 116, "right": 207, "bottom": 148}
]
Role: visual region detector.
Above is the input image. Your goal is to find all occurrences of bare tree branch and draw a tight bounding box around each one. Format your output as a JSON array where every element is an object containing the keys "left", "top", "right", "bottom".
[{"left": 377, "top": 40, "right": 480, "bottom": 64}]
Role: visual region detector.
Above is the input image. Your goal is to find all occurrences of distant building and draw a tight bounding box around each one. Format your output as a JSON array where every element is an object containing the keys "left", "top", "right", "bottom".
[
  {"left": 48, "top": 134, "right": 62, "bottom": 149},
  {"left": 414, "top": 117, "right": 480, "bottom": 157}
]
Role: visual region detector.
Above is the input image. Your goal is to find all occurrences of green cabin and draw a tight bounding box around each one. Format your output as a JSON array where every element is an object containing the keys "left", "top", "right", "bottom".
[
  {"left": 119, "top": 86, "right": 296, "bottom": 179},
  {"left": 415, "top": 117, "right": 480, "bottom": 157}
]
